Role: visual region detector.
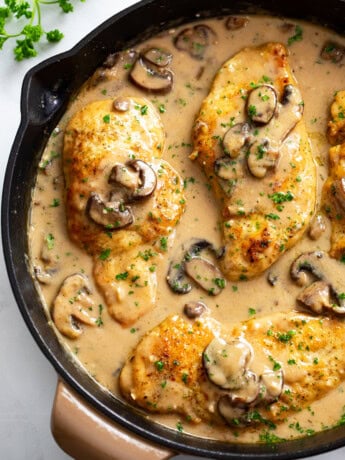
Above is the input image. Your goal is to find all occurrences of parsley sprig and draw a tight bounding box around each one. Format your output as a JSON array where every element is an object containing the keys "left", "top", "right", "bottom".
[{"left": 0, "top": 0, "right": 85, "bottom": 61}]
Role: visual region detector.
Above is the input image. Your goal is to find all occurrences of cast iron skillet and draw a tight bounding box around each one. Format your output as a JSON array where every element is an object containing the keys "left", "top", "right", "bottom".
[{"left": 2, "top": 0, "right": 345, "bottom": 458}]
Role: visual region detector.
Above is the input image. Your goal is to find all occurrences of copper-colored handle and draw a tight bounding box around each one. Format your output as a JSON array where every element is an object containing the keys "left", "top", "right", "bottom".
[{"left": 51, "top": 379, "right": 175, "bottom": 460}]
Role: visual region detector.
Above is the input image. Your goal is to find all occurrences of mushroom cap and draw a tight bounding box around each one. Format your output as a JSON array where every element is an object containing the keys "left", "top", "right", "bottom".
[
  {"left": 130, "top": 57, "right": 173, "bottom": 94},
  {"left": 87, "top": 192, "right": 134, "bottom": 229},
  {"left": 167, "top": 238, "right": 224, "bottom": 295},
  {"left": 113, "top": 97, "right": 130, "bottom": 112},
  {"left": 174, "top": 24, "right": 217, "bottom": 59},
  {"left": 225, "top": 16, "right": 249, "bottom": 31},
  {"left": 184, "top": 256, "right": 226, "bottom": 296},
  {"left": 247, "top": 139, "right": 279, "bottom": 178},
  {"left": 260, "top": 369, "right": 284, "bottom": 404},
  {"left": 229, "top": 370, "right": 261, "bottom": 405},
  {"left": 297, "top": 280, "right": 331, "bottom": 314},
  {"left": 52, "top": 273, "right": 96, "bottom": 339},
  {"left": 214, "top": 156, "right": 240, "bottom": 181},
  {"left": 203, "top": 337, "right": 253, "bottom": 390},
  {"left": 142, "top": 47, "right": 173, "bottom": 67},
  {"left": 247, "top": 85, "right": 277, "bottom": 125},
  {"left": 222, "top": 122, "right": 250, "bottom": 158},
  {"left": 217, "top": 395, "right": 248, "bottom": 426},
  {"left": 183, "top": 300, "right": 208, "bottom": 318},
  {"left": 109, "top": 160, "right": 157, "bottom": 202},
  {"left": 291, "top": 251, "right": 345, "bottom": 315}
]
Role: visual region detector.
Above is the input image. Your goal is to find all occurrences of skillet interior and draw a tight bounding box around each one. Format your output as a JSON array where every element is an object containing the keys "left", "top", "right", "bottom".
[{"left": 2, "top": 0, "right": 345, "bottom": 458}]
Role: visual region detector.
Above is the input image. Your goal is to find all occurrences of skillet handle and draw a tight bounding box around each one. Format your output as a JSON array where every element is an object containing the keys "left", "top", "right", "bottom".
[{"left": 51, "top": 379, "right": 175, "bottom": 460}]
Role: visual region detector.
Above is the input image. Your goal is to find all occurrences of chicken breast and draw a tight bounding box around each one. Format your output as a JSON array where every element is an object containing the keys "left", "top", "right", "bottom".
[
  {"left": 120, "top": 312, "right": 345, "bottom": 428},
  {"left": 323, "top": 90, "right": 345, "bottom": 260},
  {"left": 191, "top": 43, "right": 316, "bottom": 280},
  {"left": 63, "top": 98, "right": 185, "bottom": 325}
]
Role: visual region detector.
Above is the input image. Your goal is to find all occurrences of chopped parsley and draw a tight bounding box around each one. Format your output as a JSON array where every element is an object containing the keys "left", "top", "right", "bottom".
[
  {"left": 46, "top": 233, "right": 55, "bottom": 250},
  {"left": 248, "top": 104, "right": 257, "bottom": 118},
  {"left": 140, "top": 104, "right": 148, "bottom": 115},
  {"left": 99, "top": 248, "right": 111, "bottom": 260},
  {"left": 95, "top": 304, "right": 104, "bottom": 327},
  {"left": 269, "top": 191, "right": 294, "bottom": 204},
  {"left": 214, "top": 277, "right": 226, "bottom": 289},
  {"left": 50, "top": 198, "right": 60, "bottom": 207},
  {"left": 154, "top": 360, "right": 164, "bottom": 372},
  {"left": 160, "top": 237, "right": 168, "bottom": 252},
  {"left": 287, "top": 25, "right": 303, "bottom": 46}
]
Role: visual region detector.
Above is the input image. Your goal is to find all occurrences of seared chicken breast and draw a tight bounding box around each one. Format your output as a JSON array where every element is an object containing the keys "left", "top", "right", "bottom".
[
  {"left": 63, "top": 98, "right": 185, "bottom": 325},
  {"left": 120, "top": 312, "right": 345, "bottom": 428},
  {"left": 323, "top": 90, "right": 345, "bottom": 260},
  {"left": 191, "top": 43, "right": 316, "bottom": 280}
]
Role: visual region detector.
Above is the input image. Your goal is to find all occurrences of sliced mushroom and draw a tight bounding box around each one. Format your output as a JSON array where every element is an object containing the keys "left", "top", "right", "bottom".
[
  {"left": 204, "top": 337, "right": 253, "bottom": 390},
  {"left": 40, "top": 237, "right": 55, "bottom": 262},
  {"left": 274, "top": 84, "right": 304, "bottom": 141},
  {"left": 242, "top": 84, "right": 303, "bottom": 179},
  {"left": 102, "top": 52, "right": 120, "bottom": 69},
  {"left": 279, "top": 22, "right": 295, "bottom": 33},
  {"left": 35, "top": 237, "right": 60, "bottom": 284},
  {"left": 320, "top": 41, "right": 344, "bottom": 63},
  {"left": 52, "top": 273, "right": 96, "bottom": 339},
  {"left": 260, "top": 369, "right": 284, "bottom": 404},
  {"left": 127, "top": 160, "right": 157, "bottom": 200},
  {"left": 88, "top": 50, "right": 137, "bottom": 88},
  {"left": 113, "top": 97, "right": 130, "bottom": 112},
  {"left": 247, "top": 139, "right": 279, "bottom": 178},
  {"left": 223, "top": 123, "right": 250, "bottom": 157},
  {"left": 109, "top": 160, "right": 157, "bottom": 202},
  {"left": 130, "top": 57, "right": 173, "bottom": 94},
  {"left": 229, "top": 371, "right": 260, "bottom": 405},
  {"left": 183, "top": 300, "right": 208, "bottom": 318},
  {"left": 174, "top": 24, "right": 217, "bottom": 59},
  {"left": 87, "top": 192, "right": 133, "bottom": 229},
  {"left": 290, "top": 251, "right": 325, "bottom": 287},
  {"left": 181, "top": 238, "right": 224, "bottom": 260},
  {"left": 218, "top": 395, "right": 248, "bottom": 426},
  {"left": 214, "top": 156, "right": 239, "bottom": 180},
  {"left": 34, "top": 266, "right": 53, "bottom": 284},
  {"left": 291, "top": 251, "right": 345, "bottom": 314},
  {"left": 247, "top": 85, "right": 277, "bottom": 125},
  {"left": 142, "top": 47, "right": 172, "bottom": 67},
  {"left": 309, "top": 214, "right": 326, "bottom": 240},
  {"left": 267, "top": 271, "right": 278, "bottom": 286},
  {"left": 167, "top": 238, "right": 225, "bottom": 295},
  {"left": 184, "top": 257, "right": 226, "bottom": 295},
  {"left": 109, "top": 163, "right": 140, "bottom": 190},
  {"left": 297, "top": 280, "right": 331, "bottom": 314},
  {"left": 225, "top": 16, "right": 249, "bottom": 31}
]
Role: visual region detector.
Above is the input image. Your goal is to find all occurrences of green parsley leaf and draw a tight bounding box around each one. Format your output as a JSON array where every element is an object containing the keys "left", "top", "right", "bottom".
[
  {"left": 0, "top": 1, "right": 85, "bottom": 60},
  {"left": 99, "top": 248, "right": 111, "bottom": 260},
  {"left": 46, "top": 233, "right": 55, "bottom": 250},
  {"left": 115, "top": 271, "right": 128, "bottom": 280},
  {"left": 287, "top": 25, "right": 303, "bottom": 46},
  {"left": 46, "top": 29, "right": 64, "bottom": 43}
]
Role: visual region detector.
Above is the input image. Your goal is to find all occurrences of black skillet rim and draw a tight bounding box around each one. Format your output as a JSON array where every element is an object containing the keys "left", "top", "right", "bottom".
[{"left": 2, "top": 0, "right": 345, "bottom": 458}]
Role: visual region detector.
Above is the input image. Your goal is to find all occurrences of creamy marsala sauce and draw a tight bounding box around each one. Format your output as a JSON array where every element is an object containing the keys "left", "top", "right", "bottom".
[{"left": 29, "top": 15, "right": 345, "bottom": 443}]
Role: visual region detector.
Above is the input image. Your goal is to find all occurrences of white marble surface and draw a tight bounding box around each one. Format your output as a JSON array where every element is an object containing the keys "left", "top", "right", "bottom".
[{"left": 0, "top": 1, "right": 344, "bottom": 459}]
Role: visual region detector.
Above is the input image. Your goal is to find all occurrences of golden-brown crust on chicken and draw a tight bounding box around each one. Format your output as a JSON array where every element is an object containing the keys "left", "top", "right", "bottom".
[
  {"left": 323, "top": 91, "right": 345, "bottom": 260},
  {"left": 63, "top": 98, "right": 185, "bottom": 325},
  {"left": 327, "top": 90, "right": 345, "bottom": 146},
  {"left": 191, "top": 43, "right": 316, "bottom": 281},
  {"left": 120, "top": 312, "right": 345, "bottom": 428}
]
